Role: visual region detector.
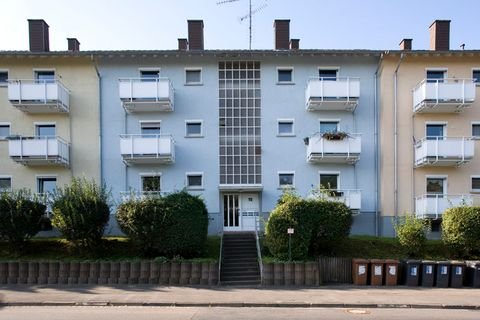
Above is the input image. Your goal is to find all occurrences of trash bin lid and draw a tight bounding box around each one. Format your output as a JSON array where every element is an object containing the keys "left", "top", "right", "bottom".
[
  {"left": 384, "top": 259, "right": 399, "bottom": 264},
  {"left": 406, "top": 260, "right": 422, "bottom": 264},
  {"left": 421, "top": 260, "right": 436, "bottom": 265},
  {"left": 436, "top": 261, "right": 451, "bottom": 265},
  {"left": 370, "top": 259, "right": 384, "bottom": 264},
  {"left": 352, "top": 258, "right": 369, "bottom": 263},
  {"left": 450, "top": 260, "right": 465, "bottom": 266}
]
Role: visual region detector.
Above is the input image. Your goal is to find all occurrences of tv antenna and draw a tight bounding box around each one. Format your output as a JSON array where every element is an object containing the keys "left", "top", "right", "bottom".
[{"left": 217, "top": 0, "right": 268, "bottom": 49}]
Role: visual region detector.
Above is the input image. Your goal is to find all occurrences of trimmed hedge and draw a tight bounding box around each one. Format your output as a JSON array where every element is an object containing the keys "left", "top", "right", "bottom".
[
  {"left": 265, "top": 193, "right": 352, "bottom": 260},
  {"left": 116, "top": 191, "right": 209, "bottom": 258},
  {"left": 0, "top": 190, "right": 46, "bottom": 250},
  {"left": 442, "top": 206, "right": 480, "bottom": 258},
  {"left": 394, "top": 214, "right": 429, "bottom": 258}
]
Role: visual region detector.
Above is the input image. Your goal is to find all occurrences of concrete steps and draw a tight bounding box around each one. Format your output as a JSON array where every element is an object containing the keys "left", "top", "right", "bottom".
[{"left": 220, "top": 233, "right": 260, "bottom": 286}]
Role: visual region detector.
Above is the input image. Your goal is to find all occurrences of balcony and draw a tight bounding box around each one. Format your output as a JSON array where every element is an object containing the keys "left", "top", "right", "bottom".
[
  {"left": 8, "top": 136, "right": 70, "bottom": 167},
  {"left": 120, "top": 191, "right": 170, "bottom": 201},
  {"left": 305, "top": 77, "right": 360, "bottom": 111},
  {"left": 415, "top": 194, "right": 472, "bottom": 219},
  {"left": 306, "top": 133, "right": 361, "bottom": 164},
  {"left": 413, "top": 78, "right": 476, "bottom": 113},
  {"left": 120, "top": 134, "right": 175, "bottom": 165},
  {"left": 316, "top": 189, "right": 362, "bottom": 211},
  {"left": 8, "top": 80, "right": 70, "bottom": 113},
  {"left": 119, "top": 78, "right": 174, "bottom": 112},
  {"left": 414, "top": 137, "right": 474, "bottom": 167}
]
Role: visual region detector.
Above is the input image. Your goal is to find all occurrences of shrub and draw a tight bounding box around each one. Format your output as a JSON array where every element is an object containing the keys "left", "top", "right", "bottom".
[
  {"left": 265, "top": 193, "right": 353, "bottom": 260},
  {"left": 394, "top": 214, "right": 429, "bottom": 258},
  {"left": 51, "top": 177, "right": 111, "bottom": 250},
  {"left": 0, "top": 190, "right": 46, "bottom": 251},
  {"left": 116, "top": 190, "right": 209, "bottom": 258},
  {"left": 442, "top": 206, "right": 480, "bottom": 258}
]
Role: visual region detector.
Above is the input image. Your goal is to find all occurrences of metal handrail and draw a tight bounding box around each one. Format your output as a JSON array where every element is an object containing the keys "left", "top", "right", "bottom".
[
  {"left": 8, "top": 78, "right": 70, "bottom": 91},
  {"left": 307, "top": 76, "right": 360, "bottom": 82},
  {"left": 119, "top": 133, "right": 173, "bottom": 139},
  {"left": 415, "top": 136, "right": 473, "bottom": 145},
  {"left": 413, "top": 77, "right": 475, "bottom": 90}
]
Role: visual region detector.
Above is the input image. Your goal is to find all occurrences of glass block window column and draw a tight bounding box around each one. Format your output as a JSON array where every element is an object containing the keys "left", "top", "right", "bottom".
[{"left": 219, "top": 61, "right": 261, "bottom": 185}]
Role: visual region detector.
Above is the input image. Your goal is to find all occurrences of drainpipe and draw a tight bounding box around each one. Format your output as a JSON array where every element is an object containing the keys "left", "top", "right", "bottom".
[
  {"left": 373, "top": 52, "right": 384, "bottom": 237},
  {"left": 90, "top": 54, "right": 103, "bottom": 184},
  {"left": 393, "top": 53, "right": 405, "bottom": 231}
]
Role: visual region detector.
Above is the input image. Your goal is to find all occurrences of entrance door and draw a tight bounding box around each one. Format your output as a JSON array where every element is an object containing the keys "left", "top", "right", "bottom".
[
  {"left": 223, "top": 194, "right": 240, "bottom": 231},
  {"left": 223, "top": 193, "right": 260, "bottom": 232}
]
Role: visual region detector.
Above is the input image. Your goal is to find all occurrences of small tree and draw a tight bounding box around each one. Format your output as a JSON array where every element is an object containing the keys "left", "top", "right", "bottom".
[
  {"left": 394, "top": 214, "right": 429, "bottom": 258},
  {"left": 51, "top": 177, "right": 111, "bottom": 251},
  {"left": 0, "top": 190, "right": 46, "bottom": 252},
  {"left": 442, "top": 206, "right": 480, "bottom": 258}
]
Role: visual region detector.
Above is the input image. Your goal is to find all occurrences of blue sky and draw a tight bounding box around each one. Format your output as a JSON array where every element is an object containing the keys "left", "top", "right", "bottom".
[{"left": 1, "top": 0, "right": 479, "bottom": 51}]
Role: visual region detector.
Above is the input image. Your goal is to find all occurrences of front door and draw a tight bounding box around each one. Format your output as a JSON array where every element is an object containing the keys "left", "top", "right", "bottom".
[{"left": 223, "top": 193, "right": 259, "bottom": 232}]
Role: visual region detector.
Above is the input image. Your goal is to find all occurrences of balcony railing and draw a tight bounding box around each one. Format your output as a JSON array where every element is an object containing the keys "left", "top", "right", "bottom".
[
  {"left": 119, "top": 78, "right": 174, "bottom": 112},
  {"left": 306, "top": 133, "right": 361, "bottom": 164},
  {"left": 305, "top": 77, "right": 360, "bottom": 111},
  {"left": 414, "top": 137, "right": 475, "bottom": 167},
  {"left": 316, "top": 189, "right": 362, "bottom": 211},
  {"left": 120, "top": 191, "right": 171, "bottom": 201},
  {"left": 120, "top": 134, "right": 175, "bottom": 165},
  {"left": 8, "top": 79, "right": 70, "bottom": 113},
  {"left": 8, "top": 136, "right": 70, "bottom": 167},
  {"left": 415, "top": 194, "right": 472, "bottom": 219},
  {"left": 413, "top": 78, "right": 476, "bottom": 113}
]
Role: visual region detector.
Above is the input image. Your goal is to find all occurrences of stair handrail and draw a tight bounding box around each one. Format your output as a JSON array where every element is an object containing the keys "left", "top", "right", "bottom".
[
  {"left": 254, "top": 216, "right": 263, "bottom": 285},
  {"left": 218, "top": 232, "right": 223, "bottom": 285}
]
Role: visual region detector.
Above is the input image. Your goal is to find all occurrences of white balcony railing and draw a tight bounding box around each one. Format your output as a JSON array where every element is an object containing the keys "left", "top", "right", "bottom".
[
  {"left": 120, "top": 134, "right": 175, "bottom": 164},
  {"left": 119, "top": 78, "right": 174, "bottom": 112},
  {"left": 413, "top": 78, "right": 476, "bottom": 113},
  {"left": 414, "top": 137, "right": 475, "bottom": 167},
  {"left": 8, "top": 79, "right": 70, "bottom": 113},
  {"left": 306, "top": 133, "right": 361, "bottom": 164},
  {"left": 119, "top": 191, "right": 171, "bottom": 202},
  {"left": 415, "top": 194, "right": 472, "bottom": 219},
  {"left": 316, "top": 189, "right": 362, "bottom": 211},
  {"left": 305, "top": 77, "right": 360, "bottom": 111},
  {"left": 8, "top": 136, "right": 70, "bottom": 167}
]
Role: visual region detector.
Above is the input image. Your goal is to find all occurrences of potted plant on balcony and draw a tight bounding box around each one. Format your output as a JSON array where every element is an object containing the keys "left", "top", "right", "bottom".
[{"left": 322, "top": 131, "right": 349, "bottom": 141}]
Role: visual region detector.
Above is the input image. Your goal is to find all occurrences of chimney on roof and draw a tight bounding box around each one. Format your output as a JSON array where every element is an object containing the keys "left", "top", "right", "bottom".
[
  {"left": 67, "top": 38, "right": 80, "bottom": 52},
  {"left": 178, "top": 38, "right": 189, "bottom": 51},
  {"left": 429, "top": 20, "right": 450, "bottom": 51},
  {"left": 274, "top": 19, "right": 290, "bottom": 50},
  {"left": 290, "top": 39, "right": 300, "bottom": 50},
  {"left": 399, "top": 39, "right": 412, "bottom": 51},
  {"left": 28, "top": 19, "right": 50, "bottom": 52},
  {"left": 187, "top": 20, "right": 204, "bottom": 50}
]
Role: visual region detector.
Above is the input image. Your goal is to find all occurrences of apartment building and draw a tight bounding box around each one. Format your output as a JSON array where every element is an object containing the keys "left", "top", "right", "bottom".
[
  {"left": 0, "top": 20, "right": 100, "bottom": 198},
  {"left": 379, "top": 20, "right": 480, "bottom": 236}
]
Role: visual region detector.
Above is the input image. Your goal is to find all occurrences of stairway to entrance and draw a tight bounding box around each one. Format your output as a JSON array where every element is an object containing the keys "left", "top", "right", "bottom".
[{"left": 220, "top": 232, "right": 261, "bottom": 286}]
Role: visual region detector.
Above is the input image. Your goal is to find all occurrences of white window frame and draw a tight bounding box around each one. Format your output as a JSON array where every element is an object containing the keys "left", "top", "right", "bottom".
[
  {"left": 319, "top": 119, "right": 341, "bottom": 133},
  {"left": 185, "top": 120, "right": 204, "bottom": 138},
  {"left": 0, "top": 69, "right": 9, "bottom": 87},
  {"left": 184, "top": 67, "right": 203, "bottom": 85},
  {"left": 425, "top": 121, "right": 447, "bottom": 138},
  {"left": 425, "top": 175, "right": 448, "bottom": 194},
  {"left": 0, "top": 175, "right": 12, "bottom": 191},
  {"left": 472, "top": 121, "right": 480, "bottom": 139},
  {"left": 472, "top": 68, "right": 480, "bottom": 86},
  {"left": 276, "top": 67, "right": 294, "bottom": 84},
  {"left": 425, "top": 68, "right": 448, "bottom": 80},
  {"left": 317, "top": 67, "right": 339, "bottom": 79},
  {"left": 138, "top": 67, "right": 160, "bottom": 74},
  {"left": 186, "top": 172, "right": 204, "bottom": 190},
  {"left": 318, "top": 171, "right": 341, "bottom": 190},
  {"left": 33, "top": 69, "right": 56, "bottom": 81},
  {"left": 34, "top": 122, "right": 56, "bottom": 137},
  {"left": 35, "top": 175, "right": 57, "bottom": 194},
  {"left": 471, "top": 175, "right": 480, "bottom": 193},
  {"left": 277, "top": 118, "right": 295, "bottom": 137},
  {"left": 140, "top": 120, "right": 161, "bottom": 135},
  {"left": 139, "top": 172, "right": 162, "bottom": 192},
  {"left": 0, "top": 122, "right": 11, "bottom": 140},
  {"left": 278, "top": 171, "right": 295, "bottom": 189}
]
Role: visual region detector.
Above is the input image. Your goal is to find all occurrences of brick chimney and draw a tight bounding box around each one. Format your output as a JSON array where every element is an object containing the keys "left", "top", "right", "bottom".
[
  {"left": 28, "top": 19, "right": 50, "bottom": 52},
  {"left": 429, "top": 20, "right": 450, "bottom": 51},
  {"left": 399, "top": 39, "right": 412, "bottom": 51},
  {"left": 290, "top": 39, "right": 300, "bottom": 50},
  {"left": 274, "top": 19, "right": 290, "bottom": 50},
  {"left": 67, "top": 38, "right": 80, "bottom": 51},
  {"left": 187, "top": 20, "right": 204, "bottom": 50},
  {"left": 178, "top": 38, "right": 188, "bottom": 50}
]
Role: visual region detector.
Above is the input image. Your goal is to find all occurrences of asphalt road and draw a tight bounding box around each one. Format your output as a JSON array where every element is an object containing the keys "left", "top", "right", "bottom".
[{"left": 0, "top": 307, "right": 479, "bottom": 320}]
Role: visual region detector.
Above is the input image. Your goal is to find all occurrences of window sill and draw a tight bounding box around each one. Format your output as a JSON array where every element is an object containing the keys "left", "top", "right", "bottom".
[
  {"left": 277, "top": 134, "right": 296, "bottom": 137},
  {"left": 185, "top": 135, "right": 204, "bottom": 138},
  {"left": 278, "top": 186, "right": 295, "bottom": 190},
  {"left": 187, "top": 187, "right": 204, "bottom": 191},
  {"left": 470, "top": 190, "right": 480, "bottom": 194},
  {"left": 276, "top": 82, "right": 295, "bottom": 85},
  {"left": 184, "top": 83, "right": 203, "bottom": 86}
]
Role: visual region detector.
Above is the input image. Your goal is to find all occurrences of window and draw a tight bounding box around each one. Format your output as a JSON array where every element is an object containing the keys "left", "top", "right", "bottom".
[
  {"left": 35, "top": 70, "right": 55, "bottom": 83},
  {"left": 35, "top": 124, "right": 56, "bottom": 137},
  {"left": 473, "top": 70, "right": 480, "bottom": 84},
  {"left": 320, "top": 121, "right": 339, "bottom": 134},
  {"left": 278, "top": 172, "right": 294, "bottom": 188},
  {"left": 277, "top": 68, "right": 293, "bottom": 83},
  {"left": 186, "top": 173, "right": 203, "bottom": 189},
  {"left": 426, "top": 123, "right": 445, "bottom": 140},
  {"left": 0, "top": 71, "right": 8, "bottom": 86},
  {"left": 426, "top": 177, "right": 446, "bottom": 196},
  {"left": 140, "top": 70, "right": 159, "bottom": 81},
  {"left": 0, "top": 177, "right": 11, "bottom": 192},
  {"left": 472, "top": 177, "right": 480, "bottom": 192},
  {"left": 185, "top": 69, "right": 202, "bottom": 85},
  {"left": 318, "top": 69, "right": 338, "bottom": 81},
  {"left": 185, "top": 121, "right": 203, "bottom": 137},
  {"left": 320, "top": 174, "right": 339, "bottom": 190},
  {"left": 37, "top": 177, "right": 56, "bottom": 194},
  {"left": 141, "top": 122, "right": 160, "bottom": 135},
  {"left": 277, "top": 119, "right": 294, "bottom": 136},
  {"left": 426, "top": 70, "right": 446, "bottom": 83},
  {"left": 472, "top": 123, "right": 480, "bottom": 138},
  {"left": 0, "top": 124, "right": 10, "bottom": 139},
  {"left": 141, "top": 175, "right": 161, "bottom": 192}
]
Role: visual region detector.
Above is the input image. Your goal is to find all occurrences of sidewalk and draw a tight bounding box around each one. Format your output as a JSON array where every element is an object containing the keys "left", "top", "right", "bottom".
[{"left": 1, "top": 285, "right": 480, "bottom": 310}]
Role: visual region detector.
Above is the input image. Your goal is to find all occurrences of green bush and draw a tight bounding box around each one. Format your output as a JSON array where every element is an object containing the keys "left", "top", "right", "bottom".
[
  {"left": 116, "top": 190, "right": 209, "bottom": 258},
  {"left": 442, "top": 206, "right": 480, "bottom": 258},
  {"left": 394, "top": 214, "right": 429, "bottom": 258},
  {"left": 265, "top": 193, "right": 352, "bottom": 260},
  {"left": 0, "top": 190, "right": 46, "bottom": 251},
  {"left": 51, "top": 177, "right": 111, "bottom": 250}
]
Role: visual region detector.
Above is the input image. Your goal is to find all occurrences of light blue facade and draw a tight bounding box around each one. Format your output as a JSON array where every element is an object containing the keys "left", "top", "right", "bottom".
[{"left": 97, "top": 51, "right": 380, "bottom": 236}]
